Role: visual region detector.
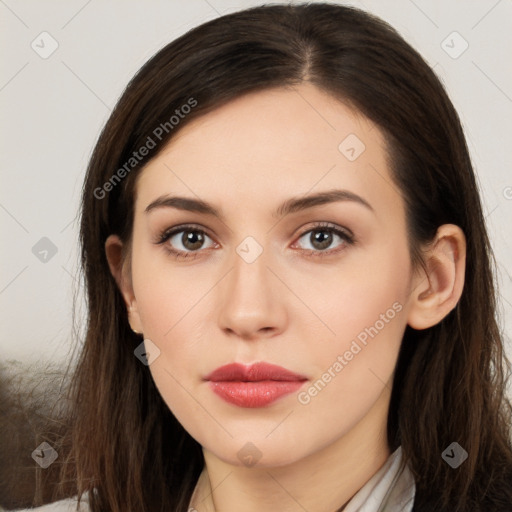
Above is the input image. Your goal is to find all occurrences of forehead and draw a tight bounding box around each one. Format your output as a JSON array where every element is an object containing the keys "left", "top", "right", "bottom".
[{"left": 135, "top": 84, "right": 402, "bottom": 223}]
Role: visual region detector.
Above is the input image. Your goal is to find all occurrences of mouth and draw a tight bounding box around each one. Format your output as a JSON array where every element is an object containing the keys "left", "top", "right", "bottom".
[{"left": 204, "top": 362, "right": 308, "bottom": 408}]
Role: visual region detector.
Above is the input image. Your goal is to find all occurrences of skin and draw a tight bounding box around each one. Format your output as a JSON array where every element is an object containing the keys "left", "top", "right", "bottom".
[{"left": 106, "top": 83, "right": 466, "bottom": 512}]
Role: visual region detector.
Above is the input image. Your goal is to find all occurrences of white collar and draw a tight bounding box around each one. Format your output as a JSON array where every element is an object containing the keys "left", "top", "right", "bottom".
[{"left": 343, "top": 445, "right": 416, "bottom": 512}]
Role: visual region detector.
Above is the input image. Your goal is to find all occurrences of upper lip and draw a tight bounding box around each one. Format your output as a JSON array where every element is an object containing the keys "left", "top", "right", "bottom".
[{"left": 204, "top": 362, "right": 307, "bottom": 382}]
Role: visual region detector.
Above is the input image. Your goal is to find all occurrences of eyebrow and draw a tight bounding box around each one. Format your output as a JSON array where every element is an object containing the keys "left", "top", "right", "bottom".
[{"left": 144, "top": 189, "right": 374, "bottom": 220}]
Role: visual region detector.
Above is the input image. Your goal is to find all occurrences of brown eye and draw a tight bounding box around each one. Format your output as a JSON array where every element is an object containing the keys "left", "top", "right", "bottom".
[
  {"left": 295, "top": 224, "right": 353, "bottom": 255},
  {"left": 308, "top": 230, "right": 334, "bottom": 250},
  {"left": 300, "top": 227, "right": 350, "bottom": 251},
  {"left": 156, "top": 225, "right": 216, "bottom": 258},
  {"left": 180, "top": 230, "right": 206, "bottom": 251}
]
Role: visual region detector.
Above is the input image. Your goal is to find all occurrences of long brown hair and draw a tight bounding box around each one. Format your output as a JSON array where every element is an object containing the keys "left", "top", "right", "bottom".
[{"left": 37, "top": 3, "right": 512, "bottom": 511}]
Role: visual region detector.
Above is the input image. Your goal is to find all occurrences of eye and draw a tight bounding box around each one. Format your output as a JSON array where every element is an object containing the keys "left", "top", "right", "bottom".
[
  {"left": 292, "top": 222, "right": 354, "bottom": 257},
  {"left": 154, "top": 221, "right": 355, "bottom": 261},
  {"left": 155, "top": 224, "right": 216, "bottom": 260}
]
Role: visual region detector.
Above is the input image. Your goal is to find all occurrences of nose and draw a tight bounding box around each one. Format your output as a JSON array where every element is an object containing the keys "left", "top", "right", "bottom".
[{"left": 217, "top": 243, "right": 288, "bottom": 341}]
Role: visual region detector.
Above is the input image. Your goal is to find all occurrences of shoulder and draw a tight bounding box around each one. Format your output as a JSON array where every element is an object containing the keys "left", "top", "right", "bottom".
[{"left": 10, "top": 493, "right": 90, "bottom": 512}]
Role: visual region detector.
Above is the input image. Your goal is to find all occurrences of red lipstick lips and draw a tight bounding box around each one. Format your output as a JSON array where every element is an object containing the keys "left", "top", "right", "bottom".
[{"left": 204, "top": 362, "right": 307, "bottom": 408}]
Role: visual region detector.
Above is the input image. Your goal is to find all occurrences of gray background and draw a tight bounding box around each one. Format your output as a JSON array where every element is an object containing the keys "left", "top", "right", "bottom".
[{"left": 1, "top": 1, "right": 511, "bottom": 401}]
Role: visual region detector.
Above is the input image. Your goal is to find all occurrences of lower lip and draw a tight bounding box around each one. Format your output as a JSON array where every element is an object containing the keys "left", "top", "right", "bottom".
[{"left": 208, "top": 380, "right": 305, "bottom": 407}]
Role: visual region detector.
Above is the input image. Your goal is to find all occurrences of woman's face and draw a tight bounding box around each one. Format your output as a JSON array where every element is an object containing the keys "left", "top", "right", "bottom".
[{"left": 123, "top": 83, "right": 418, "bottom": 467}]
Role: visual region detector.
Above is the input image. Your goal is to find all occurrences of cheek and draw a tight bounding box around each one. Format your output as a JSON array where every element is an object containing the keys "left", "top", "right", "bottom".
[
  {"left": 129, "top": 252, "right": 209, "bottom": 400},
  {"left": 332, "top": 271, "right": 407, "bottom": 350},
  {"left": 296, "top": 295, "right": 406, "bottom": 438},
  {"left": 131, "top": 244, "right": 208, "bottom": 338},
  {"left": 296, "top": 248, "right": 410, "bottom": 404},
  {"left": 300, "top": 244, "right": 410, "bottom": 349}
]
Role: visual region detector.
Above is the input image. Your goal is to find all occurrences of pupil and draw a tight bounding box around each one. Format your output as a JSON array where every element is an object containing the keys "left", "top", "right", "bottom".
[
  {"left": 313, "top": 230, "right": 332, "bottom": 250},
  {"left": 184, "top": 231, "right": 203, "bottom": 250}
]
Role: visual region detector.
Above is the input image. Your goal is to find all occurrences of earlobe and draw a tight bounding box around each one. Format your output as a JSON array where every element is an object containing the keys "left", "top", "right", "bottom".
[
  {"left": 105, "top": 234, "right": 143, "bottom": 334},
  {"left": 407, "top": 224, "right": 466, "bottom": 330}
]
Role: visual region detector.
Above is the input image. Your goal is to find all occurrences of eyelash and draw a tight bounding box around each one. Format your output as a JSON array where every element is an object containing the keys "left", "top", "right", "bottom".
[{"left": 154, "top": 222, "right": 355, "bottom": 261}]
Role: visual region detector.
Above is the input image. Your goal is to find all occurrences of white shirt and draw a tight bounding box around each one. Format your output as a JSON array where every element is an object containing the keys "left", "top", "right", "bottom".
[
  {"left": 9, "top": 495, "right": 89, "bottom": 512},
  {"left": 12, "top": 446, "right": 415, "bottom": 511},
  {"left": 342, "top": 445, "right": 416, "bottom": 511}
]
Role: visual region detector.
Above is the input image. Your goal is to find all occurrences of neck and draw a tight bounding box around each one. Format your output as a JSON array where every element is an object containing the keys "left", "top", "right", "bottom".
[{"left": 190, "top": 386, "right": 392, "bottom": 512}]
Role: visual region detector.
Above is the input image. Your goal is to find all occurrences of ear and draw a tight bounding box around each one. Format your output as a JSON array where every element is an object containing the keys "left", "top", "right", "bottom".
[
  {"left": 105, "top": 234, "right": 143, "bottom": 335},
  {"left": 407, "top": 224, "right": 466, "bottom": 330}
]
